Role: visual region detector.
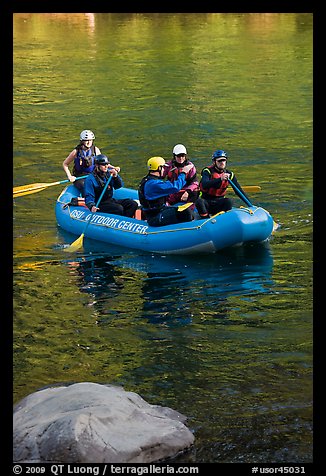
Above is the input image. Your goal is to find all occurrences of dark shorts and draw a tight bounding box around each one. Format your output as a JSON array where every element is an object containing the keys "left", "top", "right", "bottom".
[
  {"left": 146, "top": 206, "right": 194, "bottom": 227},
  {"left": 99, "top": 198, "right": 138, "bottom": 218},
  {"left": 195, "top": 197, "right": 232, "bottom": 216}
]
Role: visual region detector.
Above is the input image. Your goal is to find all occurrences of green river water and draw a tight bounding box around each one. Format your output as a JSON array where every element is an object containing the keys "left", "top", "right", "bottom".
[{"left": 13, "top": 13, "right": 313, "bottom": 464}]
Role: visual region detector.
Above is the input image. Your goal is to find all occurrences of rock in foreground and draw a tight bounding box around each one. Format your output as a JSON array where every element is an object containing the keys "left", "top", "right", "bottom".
[{"left": 13, "top": 382, "right": 194, "bottom": 463}]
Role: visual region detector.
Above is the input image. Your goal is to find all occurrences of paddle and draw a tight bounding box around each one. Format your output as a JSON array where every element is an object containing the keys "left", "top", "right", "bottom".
[
  {"left": 227, "top": 185, "right": 261, "bottom": 194},
  {"left": 13, "top": 175, "right": 88, "bottom": 198},
  {"left": 177, "top": 202, "right": 194, "bottom": 211},
  {"left": 228, "top": 178, "right": 253, "bottom": 207},
  {"left": 64, "top": 174, "right": 113, "bottom": 253}
]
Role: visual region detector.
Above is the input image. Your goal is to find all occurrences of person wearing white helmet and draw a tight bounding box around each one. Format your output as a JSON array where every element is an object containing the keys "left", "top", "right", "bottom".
[
  {"left": 62, "top": 129, "right": 120, "bottom": 196},
  {"left": 172, "top": 144, "right": 187, "bottom": 156},
  {"left": 138, "top": 156, "right": 194, "bottom": 226},
  {"left": 162, "top": 144, "right": 199, "bottom": 207}
]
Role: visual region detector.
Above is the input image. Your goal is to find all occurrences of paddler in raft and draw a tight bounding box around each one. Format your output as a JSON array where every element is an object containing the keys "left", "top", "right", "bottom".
[
  {"left": 195, "top": 149, "right": 250, "bottom": 218},
  {"left": 84, "top": 154, "right": 138, "bottom": 218},
  {"left": 62, "top": 129, "right": 120, "bottom": 196},
  {"left": 162, "top": 143, "right": 199, "bottom": 208},
  {"left": 138, "top": 156, "right": 194, "bottom": 226}
]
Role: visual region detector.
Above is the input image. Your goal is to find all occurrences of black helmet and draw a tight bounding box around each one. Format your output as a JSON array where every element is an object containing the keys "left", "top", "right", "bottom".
[{"left": 95, "top": 154, "right": 110, "bottom": 165}]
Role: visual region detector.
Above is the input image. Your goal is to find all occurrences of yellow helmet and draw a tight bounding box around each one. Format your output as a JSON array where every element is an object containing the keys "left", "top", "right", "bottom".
[{"left": 147, "top": 156, "right": 165, "bottom": 171}]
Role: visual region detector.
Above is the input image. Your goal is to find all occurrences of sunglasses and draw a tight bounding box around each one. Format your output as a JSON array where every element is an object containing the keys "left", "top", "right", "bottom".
[
  {"left": 176, "top": 154, "right": 186, "bottom": 157},
  {"left": 216, "top": 158, "right": 227, "bottom": 162}
]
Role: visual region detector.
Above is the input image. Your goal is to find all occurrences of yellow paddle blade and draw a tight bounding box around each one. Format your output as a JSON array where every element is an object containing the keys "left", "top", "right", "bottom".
[
  {"left": 244, "top": 185, "right": 261, "bottom": 192},
  {"left": 14, "top": 182, "right": 45, "bottom": 193},
  {"left": 13, "top": 181, "right": 60, "bottom": 195},
  {"left": 177, "top": 202, "right": 194, "bottom": 211},
  {"left": 227, "top": 185, "right": 261, "bottom": 194},
  {"left": 64, "top": 233, "right": 85, "bottom": 253},
  {"left": 13, "top": 186, "right": 48, "bottom": 198}
]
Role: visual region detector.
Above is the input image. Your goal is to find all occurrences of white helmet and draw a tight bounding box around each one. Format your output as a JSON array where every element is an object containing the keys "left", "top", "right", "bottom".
[
  {"left": 80, "top": 129, "right": 95, "bottom": 141},
  {"left": 173, "top": 144, "right": 187, "bottom": 155}
]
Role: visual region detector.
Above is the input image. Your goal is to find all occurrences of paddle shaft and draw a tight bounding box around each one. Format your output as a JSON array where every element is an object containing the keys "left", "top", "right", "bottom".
[
  {"left": 228, "top": 178, "right": 253, "bottom": 207},
  {"left": 64, "top": 174, "right": 114, "bottom": 253},
  {"left": 13, "top": 175, "right": 88, "bottom": 196},
  {"left": 80, "top": 174, "right": 113, "bottom": 235}
]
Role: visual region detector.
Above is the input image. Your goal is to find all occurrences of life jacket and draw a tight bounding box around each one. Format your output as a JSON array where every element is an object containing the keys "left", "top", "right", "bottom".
[
  {"left": 138, "top": 175, "right": 166, "bottom": 216},
  {"left": 164, "top": 160, "right": 199, "bottom": 205},
  {"left": 166, "top": 160, "right": 197, "bottom": 185},
  {"left": 92, "top": 170, "right": 113, "bottom": 203},
  {"left": 200, "top": 166, "right": 234, "bottom": 198},
  {"left": 73, "top": 144, "right": 96, "bottom": 175}
]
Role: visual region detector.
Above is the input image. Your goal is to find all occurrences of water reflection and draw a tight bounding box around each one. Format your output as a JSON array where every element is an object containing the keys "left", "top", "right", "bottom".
[
  {"left": 14, "top": 13, "right": 96, "bottom": 36},
  {"left": 61, "top": 237, "right": 274, "bottom": 328}
]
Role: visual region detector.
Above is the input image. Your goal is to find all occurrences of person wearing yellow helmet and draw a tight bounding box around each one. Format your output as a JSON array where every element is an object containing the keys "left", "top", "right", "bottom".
[{"left": 138, "top": 156, "right": 194, "bottom": 226}]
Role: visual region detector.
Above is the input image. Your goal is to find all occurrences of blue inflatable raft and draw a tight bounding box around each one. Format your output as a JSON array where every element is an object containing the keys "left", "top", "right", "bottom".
[{"left": 55, "top": 184, "right": 274, "bottom": 255}]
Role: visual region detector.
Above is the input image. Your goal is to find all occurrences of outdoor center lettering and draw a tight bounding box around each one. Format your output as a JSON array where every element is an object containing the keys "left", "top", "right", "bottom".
[{"left": 70, "top": 209, "right": 148, "bottom": 234}]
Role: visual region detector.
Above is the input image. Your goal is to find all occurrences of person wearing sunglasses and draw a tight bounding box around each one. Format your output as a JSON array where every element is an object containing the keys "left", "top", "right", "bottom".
[
  {"left": 162, "top": 144, "right": 199, "bottom": 207},
  {"left": 195, "top": 149, "right": 249, "bottom": 218},
  {"left": 84, "top": 154, "right": 138, "bottom": 217}
]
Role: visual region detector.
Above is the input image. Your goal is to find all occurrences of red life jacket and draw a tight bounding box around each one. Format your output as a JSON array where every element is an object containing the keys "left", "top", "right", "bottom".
[
  {"left": 200, "top": 165, "right": 233, "bottom": 198},
  {"left": 166, "top": 161, "right": 196, "bottom": 183},
  {"left": 165, "top": 161, "right": 198, "bottom": 204}
]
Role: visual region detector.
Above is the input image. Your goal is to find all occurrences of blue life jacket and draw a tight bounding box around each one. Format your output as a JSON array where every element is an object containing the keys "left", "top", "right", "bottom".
[{"left": 73, "top": 145, "right": 96, "bottom": 175}]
